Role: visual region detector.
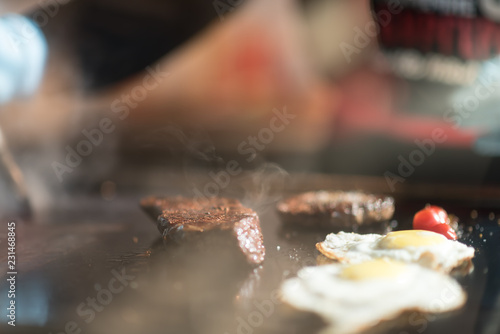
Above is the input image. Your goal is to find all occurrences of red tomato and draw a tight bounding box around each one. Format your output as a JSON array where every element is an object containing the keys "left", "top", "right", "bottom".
[
  {"left": 426, "top": 205, "right": 448, "bottom": 224},
  {"left": 413, "top": 206, "right": 445, "bottom": 229},
  {"left": 413, "top": 205, "right": 457, "bottom": 240}
]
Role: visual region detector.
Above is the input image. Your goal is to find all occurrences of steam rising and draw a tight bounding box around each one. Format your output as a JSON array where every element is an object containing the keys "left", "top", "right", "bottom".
[{"left": 152, "top": 124, "right": 289, "bottom": 213}]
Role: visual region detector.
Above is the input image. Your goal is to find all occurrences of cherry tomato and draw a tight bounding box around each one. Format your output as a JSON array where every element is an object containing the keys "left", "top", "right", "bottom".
[
  {"left": 426, "top": 205, "right": 448, "bottom": 224},
  {"left": 413, "top": 206, "right": 447, "bottom": 229},
  {"left": 413, "top": 205, "right": 457, "bottom": 240}
]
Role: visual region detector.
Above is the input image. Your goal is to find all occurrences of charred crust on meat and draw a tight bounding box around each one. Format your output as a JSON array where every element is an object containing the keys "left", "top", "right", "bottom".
[
  {"left": 140, "top": 196, "right": 265, "bottom": 265},
  {"left": 277, "top": 191, "right": 395, "bottom": 229}
]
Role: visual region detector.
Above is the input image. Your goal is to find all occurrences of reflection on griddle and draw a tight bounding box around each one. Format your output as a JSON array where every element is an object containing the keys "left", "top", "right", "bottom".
[{"left": 87, "top": 236, "right": 258, "bottom": 334}]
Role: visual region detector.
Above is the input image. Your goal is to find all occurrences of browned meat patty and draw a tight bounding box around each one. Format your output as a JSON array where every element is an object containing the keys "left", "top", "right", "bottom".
[
  {"left": 141, "top": 196, "right": 265, "bottom": 265},
  {"left": 276, "top": 191, "right": 395, "bottom": 230}
]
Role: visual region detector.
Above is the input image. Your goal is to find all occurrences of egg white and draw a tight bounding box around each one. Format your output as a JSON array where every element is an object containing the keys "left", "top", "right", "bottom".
[
  {"left": 281, "top": 261, "right": 466, "bottom": 334},
  {"left": 316, "top": 231, "right": 475, "bottom": 273}
]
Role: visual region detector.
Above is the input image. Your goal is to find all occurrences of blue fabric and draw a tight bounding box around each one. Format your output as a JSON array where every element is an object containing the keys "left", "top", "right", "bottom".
[{"left": 0, "top": 15, "right": 47, "bottom": 104}]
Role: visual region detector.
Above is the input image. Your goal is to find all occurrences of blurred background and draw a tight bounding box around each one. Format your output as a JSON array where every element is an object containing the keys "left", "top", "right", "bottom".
[
  {"left": 3, "top": 2, "right": 500, "bottom": 334},
  {"left": 1, "top": 0, "right": 500, "bottom": 217}
]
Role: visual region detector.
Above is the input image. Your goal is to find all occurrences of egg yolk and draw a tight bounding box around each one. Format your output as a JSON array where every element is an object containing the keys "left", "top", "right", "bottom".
[
  {"left": 340, "top": 259, "right": 407, "bottom": 280},
  {"left": 378, "top": 230, "right": 446, "bottom": 249}
]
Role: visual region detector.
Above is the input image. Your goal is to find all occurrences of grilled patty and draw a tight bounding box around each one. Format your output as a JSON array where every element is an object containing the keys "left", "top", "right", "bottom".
[
  {"left": 141, "top": 196, "right": 265, "bottom": 265},
  {"left": 277, "top": 191, "right": 395, "bottom": 230}
]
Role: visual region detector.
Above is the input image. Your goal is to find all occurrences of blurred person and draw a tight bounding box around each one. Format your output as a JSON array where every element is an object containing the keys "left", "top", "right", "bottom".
[
  {"left": 1, "top": 0, "right": 352, "bottom": 153},
  {"left": 0, "top": 0, "right": 367, "bottom": 214}
]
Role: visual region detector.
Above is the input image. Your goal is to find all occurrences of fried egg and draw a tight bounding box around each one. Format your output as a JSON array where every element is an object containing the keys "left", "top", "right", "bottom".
[
  {"left": 316, "top": 230, "right": 474, "bottom": 273},
  {"left": 281, "top": 259, "right": 466, "bottom": 334}
]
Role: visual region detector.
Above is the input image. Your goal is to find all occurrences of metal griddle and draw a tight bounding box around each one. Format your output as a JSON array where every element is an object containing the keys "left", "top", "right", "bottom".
[{"left": 1, "top": 173, "right": 499, "bottom": 334}]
